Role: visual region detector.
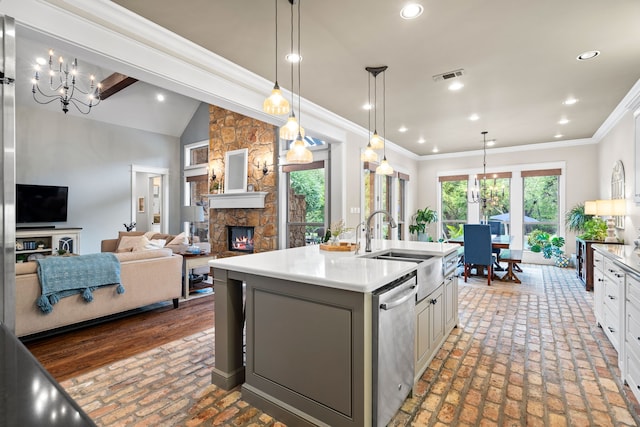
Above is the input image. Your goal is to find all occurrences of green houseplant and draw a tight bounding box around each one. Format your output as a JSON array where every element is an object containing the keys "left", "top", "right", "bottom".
[
  {"left": 565, "top": 203, "right": 593, "bottom": 234},
  {"left": 409, "top": 207, "right": 438, "bottom": 241},
  {"left": 529, "top": 231, "right": 568, "bottom": 267},
  {"left": 579, "top": 217, "right": 608, "bottom": 241}
]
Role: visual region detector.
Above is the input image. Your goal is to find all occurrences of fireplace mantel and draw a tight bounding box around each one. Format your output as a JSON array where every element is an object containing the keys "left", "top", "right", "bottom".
[{"left": 208, "top": 192, "right": 267, "bottom": 209}]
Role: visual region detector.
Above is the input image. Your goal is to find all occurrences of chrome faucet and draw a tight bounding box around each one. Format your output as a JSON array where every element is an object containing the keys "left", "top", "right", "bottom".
[
  {"left": 354, "top": 221, "right": 366, "bottom": 255},
  {"left": 365, "top": 210, "right": 397, "bottom": 252}
]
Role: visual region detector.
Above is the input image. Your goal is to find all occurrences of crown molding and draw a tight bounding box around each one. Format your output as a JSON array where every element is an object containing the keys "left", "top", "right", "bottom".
[{"left": 593, "top": 78, "right": 640, "bottom": 141}]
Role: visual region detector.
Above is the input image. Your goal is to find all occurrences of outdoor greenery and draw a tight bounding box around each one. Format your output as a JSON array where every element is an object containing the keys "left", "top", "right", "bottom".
[
  {"left": 523, "top": 175, "right": 559, "bottom": 235},
  {"left": 441, "top": 180, "right": 468, "bottom": 222},
  {"left": 290, "top": 168, "right": 325, "bottom": 224},
  {"left": 579, "top": 217, "right": 608, "bottom": 241},
  {"left": 446, "top": 224, "right": 464, "bottom": 238}
]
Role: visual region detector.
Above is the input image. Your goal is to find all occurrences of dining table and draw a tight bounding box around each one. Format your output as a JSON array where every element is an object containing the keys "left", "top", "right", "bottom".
[{"left": 448, "top": 234, "right": 512, "bottom": 249}]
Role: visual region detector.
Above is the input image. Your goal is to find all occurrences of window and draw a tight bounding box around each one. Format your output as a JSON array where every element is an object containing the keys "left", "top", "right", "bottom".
[
  {"left": 480, "top": 174, "right": 511, "bottom": 234},
  {"left": 284, "top": 160, "right": 327, "bottom": 247},
  {"left": 184, "top": 140, "right": 208, "bottom": 168},
  {"left": 522, "top": 169, "right": 561, "bottom": 248},
  {"left": 183, "top": 140, "right": 209, "bottom": 241},
  {"left": 363, "top": 163, "right": 407, "bottom": 241},
  {"left": 395, "top": 173, "right": 409, "bottom": 240},
  {"left": 440, "top": 175, "right": 468, "bottom": 239}
]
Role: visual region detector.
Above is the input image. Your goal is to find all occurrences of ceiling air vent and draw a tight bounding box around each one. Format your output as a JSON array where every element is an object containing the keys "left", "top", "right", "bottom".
[{"left": 432, "top": 69, "right": 465, "bottom": 82}]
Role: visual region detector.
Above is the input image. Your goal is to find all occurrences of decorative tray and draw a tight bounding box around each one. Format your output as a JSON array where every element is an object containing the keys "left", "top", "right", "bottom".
[{"left": 319, "top": 242, "right": 357, "bottom": 252}]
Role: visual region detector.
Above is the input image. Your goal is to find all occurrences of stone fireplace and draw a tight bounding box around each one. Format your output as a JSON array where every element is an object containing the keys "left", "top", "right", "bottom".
[{"left": 227, "top": 225, "right": 255, "bottom": 253}]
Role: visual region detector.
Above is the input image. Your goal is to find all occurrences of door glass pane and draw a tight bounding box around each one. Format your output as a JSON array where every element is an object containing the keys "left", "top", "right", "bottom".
[
  {"left": 481, "top": 177, "right": 511, "bottom": 234},
  {"left": 523, "top": 175, "right": 559, "bottom": 248},
  {"left": 441, "top": 180, "right": 468, "bottom": 239},
  {"left": 380, "top": 175, "right": 392, "bottom": 239},
  {"left": 364, "top": 169, "right": 375, "bottom": 221},
  {"left": 287, "top": 167, "right": 326, "bottom": 247},
  {"left": 188, "top": 179, "right": 209, "bottom": 242}
]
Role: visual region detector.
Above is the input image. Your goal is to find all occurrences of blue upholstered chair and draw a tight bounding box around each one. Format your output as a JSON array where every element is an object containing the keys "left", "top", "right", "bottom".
[{"left": 463, "top": 224, "right": 494, "bottom": 285}]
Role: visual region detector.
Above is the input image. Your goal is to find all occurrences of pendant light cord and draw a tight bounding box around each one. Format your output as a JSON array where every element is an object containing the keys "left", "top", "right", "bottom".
[
  {"left": 289, "top": 0, "right": 294, "bottom": 108},
  {"left": 383, "top": 70, "right": 386, "bottom": 159},
  {"left": 297, "top": 0, "right": 302, "bottom": 127},
  {"left": 368, "top": 73, "right": 371, "bottom": 139},
  {"left": 274, "top": 0, "right": 279, "bottom": 84}
]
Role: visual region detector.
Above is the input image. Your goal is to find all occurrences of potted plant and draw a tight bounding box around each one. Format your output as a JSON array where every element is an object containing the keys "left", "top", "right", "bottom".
[
  {"left": 529, "top": 231, "right": 568, "bottom": 267},
  {"left": 565, "top": 203, "right": 593, "bottom": 234},
  {"left": 409, "top": 207, "right": 438, "bottom": 242},
  {"left": 579, "top": 217, "right": 608, "bottom": 241},
  {"left": 210, "top": 181, "right": 220, "bottom": 194}
]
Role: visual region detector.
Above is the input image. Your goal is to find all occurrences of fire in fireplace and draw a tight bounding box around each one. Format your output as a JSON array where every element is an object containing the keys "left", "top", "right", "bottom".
[{"left": 227, "top": 225, "right": 255, "bottom": 253}]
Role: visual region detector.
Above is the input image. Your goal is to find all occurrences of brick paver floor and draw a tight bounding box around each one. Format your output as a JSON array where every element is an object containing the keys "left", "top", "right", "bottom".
[{"left": 61, "top": 265, "right": 640, "bottom": 426}]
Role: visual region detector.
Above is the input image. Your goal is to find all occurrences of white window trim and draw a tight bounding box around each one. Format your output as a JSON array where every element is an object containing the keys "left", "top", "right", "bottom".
[{"left": 184, "top": 139, "right": 209, "bottom": 169}]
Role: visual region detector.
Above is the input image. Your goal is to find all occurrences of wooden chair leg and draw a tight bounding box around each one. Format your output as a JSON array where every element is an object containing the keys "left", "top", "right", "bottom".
[
  {"left": 464, "top": 264, "right": 469, "bottom": 282},
  {"left": 488, "top": 264, "right": 492, "bottom": 286}
]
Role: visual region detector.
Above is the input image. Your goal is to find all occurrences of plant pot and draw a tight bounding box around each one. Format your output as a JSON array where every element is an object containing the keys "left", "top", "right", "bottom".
[{"left": 417, "top": 232, "right": 430, "bottom": 242}]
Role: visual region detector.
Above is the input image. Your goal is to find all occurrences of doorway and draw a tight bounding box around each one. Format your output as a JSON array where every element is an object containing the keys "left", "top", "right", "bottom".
[{"left": 131, "top": 165, "right": 169, "bottom": 234}]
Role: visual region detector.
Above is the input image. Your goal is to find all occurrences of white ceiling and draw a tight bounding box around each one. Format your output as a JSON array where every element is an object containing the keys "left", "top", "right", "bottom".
[
  {"left": 105, "top": 0, "right": 640, "bottom": 155},
  {"left": 15, "top": 36, "right": 201, "bottom": 138}
]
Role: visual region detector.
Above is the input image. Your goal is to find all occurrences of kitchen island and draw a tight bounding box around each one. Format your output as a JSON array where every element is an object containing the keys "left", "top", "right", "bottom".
[{"left": 209, "top": 239, "right": 459, "bottom": 427}]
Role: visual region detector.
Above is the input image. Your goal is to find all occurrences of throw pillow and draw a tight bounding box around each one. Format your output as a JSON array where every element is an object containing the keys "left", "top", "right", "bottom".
[
  {"left": 168, "top": 232, "right": 188, "bottom": 246},
  {"left": 116, "top": 235, "right": 144, "bottom": 253},
  {"left": 132, "top": 235, "right": 167, "bottom": 251}
]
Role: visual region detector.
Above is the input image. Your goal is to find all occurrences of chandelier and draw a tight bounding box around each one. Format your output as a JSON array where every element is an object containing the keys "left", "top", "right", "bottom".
[
  {"left": 468, "top": 131, "right": 504, "bottom": 210},
  {"left": 279, "top": 0, "right": 305, "bottom": 140},
  {"left": 32, "top": 49, "right": 102, "bottom": 114}
]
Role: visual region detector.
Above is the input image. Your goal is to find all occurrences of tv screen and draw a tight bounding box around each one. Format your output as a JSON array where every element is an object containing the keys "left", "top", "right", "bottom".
[{"left": 16, "top": 184, "right": 68, "bottom": 223}]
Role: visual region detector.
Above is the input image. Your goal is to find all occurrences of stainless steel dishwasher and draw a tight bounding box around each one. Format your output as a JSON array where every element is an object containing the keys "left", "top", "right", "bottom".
[{"left": 372, "top": 272, "right": 417, "bottom": 427}]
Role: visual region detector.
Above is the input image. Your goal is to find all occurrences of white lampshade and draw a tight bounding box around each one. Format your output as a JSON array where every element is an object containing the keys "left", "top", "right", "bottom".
[
  {"left": 279, "top": 113, "right": 305, "bottom": 140},
  {"left": 361, "top": 143, "right": 379, "bottom": 162},
  {"left": 182, "top": 205, "right": 204, "bottom": 223},
  {"left": 369, "top": 131, "right": 384, "bottom": 150},
  {"left": 376, "top": 157, "right": 394, "bottom": 175},
  {"left": 595, "top": 199, "right": 626, "bottom": 216},
  {"left": 263, "top": 83, "right": 290, "bottom": 115},
  {"left": 584, "top": 200, "right": 597, "bottom": 215},
  {"left": 285, "top": 135, "right": 313, "bottom": 164}
]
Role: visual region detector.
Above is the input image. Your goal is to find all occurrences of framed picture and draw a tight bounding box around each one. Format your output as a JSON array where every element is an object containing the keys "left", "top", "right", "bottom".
[{"left": 138, "top": 197, "right": 145, "bottom": 213}]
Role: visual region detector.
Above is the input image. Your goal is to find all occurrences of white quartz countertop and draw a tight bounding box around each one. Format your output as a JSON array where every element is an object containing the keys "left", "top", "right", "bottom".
[
  {"left": 592, "top": 243, "right": 640, "bottom": 276},
  {"left": 209, "top": 240, "right": 459, "bottom": 293}
]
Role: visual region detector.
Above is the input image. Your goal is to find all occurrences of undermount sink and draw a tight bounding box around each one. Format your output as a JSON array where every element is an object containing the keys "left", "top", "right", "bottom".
[{"left": 362, "top": 250, "right": 433, "bottom": 262}]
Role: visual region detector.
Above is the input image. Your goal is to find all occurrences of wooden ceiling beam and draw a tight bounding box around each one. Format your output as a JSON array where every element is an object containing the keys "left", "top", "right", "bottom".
[{"left": 99, "top": 73, "right": 138, "bottom": 100}]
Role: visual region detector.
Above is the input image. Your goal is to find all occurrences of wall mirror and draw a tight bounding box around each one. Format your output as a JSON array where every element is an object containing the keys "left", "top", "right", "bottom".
[
  {"left": 224, "top": 148, "right": 248, "bottom": 193},
  {"left": 612, "top": 160, "right": 625, "bottom": 229}
]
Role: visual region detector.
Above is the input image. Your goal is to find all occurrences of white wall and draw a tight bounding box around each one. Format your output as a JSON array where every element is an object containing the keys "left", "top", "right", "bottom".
[
  {"left": 597, "top": 111, "right": 637, "bottom": 244},
  {"left": 16, "top": 106, "right": 182, "bottom": 253}
]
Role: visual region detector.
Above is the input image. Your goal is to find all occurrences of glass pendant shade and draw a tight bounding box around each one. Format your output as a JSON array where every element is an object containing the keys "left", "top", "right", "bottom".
[
  {"left": 361, "top": 143, "right": 379, "bottom": 162},
  {"left": 376, "top": 156, "right": 394, "bottom": 175},
  {"left": 369, "top": 130, "right": 384, "bottom": 150},
  {"left": 263, "top": 82, "right": 290, "bottom": 115},
  {"left": 286, "top": 134, "right": 313, "bottom": 164},
  {"left": 279, "top": 113, "right": 305, "bottom": 140}
]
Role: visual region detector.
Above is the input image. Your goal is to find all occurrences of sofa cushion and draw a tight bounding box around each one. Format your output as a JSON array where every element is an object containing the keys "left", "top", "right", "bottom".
[
  {"left": 168, "top": 232, "right": 188, "bottom": 246},
  {"left": 116, "top": 235, "right": 145, "bottom": 253},
  {"left": 114, "top": 248, "right": 174, "bottom": 262},
  {"left": 131, "top": 235, "right": 167, "bottom": 251},
  {"left": 16, "top": 261, "right": 37, "bottom": 275}
]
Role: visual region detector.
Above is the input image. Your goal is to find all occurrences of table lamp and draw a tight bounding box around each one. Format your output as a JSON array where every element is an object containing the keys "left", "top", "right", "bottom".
[
  {"left": 595, "top": 199, "right": 626, "bottom": 243},
  {"left": 181, "top": 205, "right": 205, "bottom": 245}
]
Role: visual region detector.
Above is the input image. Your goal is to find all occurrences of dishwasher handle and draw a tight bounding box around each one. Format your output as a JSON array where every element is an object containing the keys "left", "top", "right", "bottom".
[{"left": 380, "top": 285, "right": 416, "bottom": 310}]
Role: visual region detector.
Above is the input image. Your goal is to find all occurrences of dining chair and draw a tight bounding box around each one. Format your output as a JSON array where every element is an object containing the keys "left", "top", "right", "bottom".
[
  {"left": 463, "top": 224, "right": 494, "bottom": 285},
  {"left": 487, "top": 220, "right": 505, "bottom": 271}
]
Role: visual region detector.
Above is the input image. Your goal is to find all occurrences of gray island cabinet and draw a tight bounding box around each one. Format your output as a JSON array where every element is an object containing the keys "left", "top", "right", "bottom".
[{"left": 209, "top": 240, "right": 460, "bottom": 427}]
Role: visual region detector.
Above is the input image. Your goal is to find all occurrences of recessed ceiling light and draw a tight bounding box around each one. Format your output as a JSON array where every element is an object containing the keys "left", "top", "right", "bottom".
[
  {"left": 156, "top": 94, "right": 165, "bottom": 102},
  {"left": 418, "top": 138, "right": 426, "bottom": 144},
  {"left": 363, "top": 103, "right": 372, "bottom": 110},
  {"left": 563, "top": 98, "right": 578, "bottom": 105},
  {"left": 432, "top": 147, "right": 439, "bottom": 153},
  {"left": 486, "top": 139, "right": 496, "bottom": 146},
  {"left": 285, "top": 53, "right": 302, "bottom": 63},
  {"left": 577, "top": 50, "right": 600, "bottom": 61},
  {"left": 399, "top": 126, "right": 408, "bottom": 133},
  {"left": 554, "top": 134, "right": 563, "bottom": 138},
  {"left": 469, "top": 114, "right": 479, "bottom": 121},
  {"left": 36, "top": 57, "right": 46, "bottom": 66},
  {"left": 448, "top": 81, "right": 464, "bottom": 91},
  {"left": 400, "top": 3, "right": 424, "bottom": 19},
  {"left": 558, "top": 118, "right": 569, "bottom": 125}
]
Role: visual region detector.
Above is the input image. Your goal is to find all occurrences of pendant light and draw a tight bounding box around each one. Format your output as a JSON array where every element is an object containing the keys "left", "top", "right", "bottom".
[
  {"left": 263, "top": 0, "right": 290, "bottom": 115},
  {"left": 368, "top": 67, "right": 385, "bottom": 150},
  {"left": 280, "top": 0, "right": 304, "bottom": 140},
  {"left": 374, "top": 66, "right": 394, "bottom": 175},
  {"left": 361, "top": 70, "right": 379, "bottom": 162},
  {"left": 285, "top": 0, "right": 312, "bottom": 164}
]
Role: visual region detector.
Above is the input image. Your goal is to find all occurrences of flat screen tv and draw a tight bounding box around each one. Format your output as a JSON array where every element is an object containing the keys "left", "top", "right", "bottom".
[{"left": 16, "top": 184, "right": 68, "bottom": 224}]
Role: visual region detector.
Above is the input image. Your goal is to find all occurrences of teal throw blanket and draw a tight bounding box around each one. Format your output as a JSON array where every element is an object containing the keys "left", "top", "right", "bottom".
[{"left": 36, "top": 253, "right": 124, "bottom": 314}]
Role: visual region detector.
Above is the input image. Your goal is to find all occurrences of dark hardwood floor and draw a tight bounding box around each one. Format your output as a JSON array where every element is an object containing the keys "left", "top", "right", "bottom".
[{"left": 24, "top": 294, "right": 215, "bottom": 382}]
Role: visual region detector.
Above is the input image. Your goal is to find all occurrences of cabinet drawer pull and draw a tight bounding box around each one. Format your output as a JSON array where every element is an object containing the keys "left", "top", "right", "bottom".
[
  {"left": 598, "top": 278, "right": 604, "bottom": 282},
  {"left": 430, "top": 298, "right": 438, "bottom": 305},
  {"left": 608, "top": 326, "right": 615, "bottom": 333},
  {"left": 616, "top": 274, "right": 624, "bottom": 278},
  {"left": 637, "top": 336, "right": 640, "bottom": 341},
  {"left": 608, "top": 295, "right": 616, "bottom": 300},
  {"left": 609, "top": 269, "right": 616, "bottom": 273}
]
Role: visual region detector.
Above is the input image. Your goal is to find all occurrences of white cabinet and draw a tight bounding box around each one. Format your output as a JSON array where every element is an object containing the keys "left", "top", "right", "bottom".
[
  {"left": 15, "top": 228, "right": 81, "bottom": 261},
  {"left": 625, "top": 272, "right": 640, "bottom": 402},
  {"left": 414, "top": 270, "right": 458, "bottom": 383},
  {"left": 593, "top": 250, "right": 605, "bottom": 324}
]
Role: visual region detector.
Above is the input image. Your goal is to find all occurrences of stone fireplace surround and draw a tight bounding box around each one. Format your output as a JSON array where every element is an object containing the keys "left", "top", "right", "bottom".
[{"left": 207, "top": 105, "right": 278, "bottom": 258}]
